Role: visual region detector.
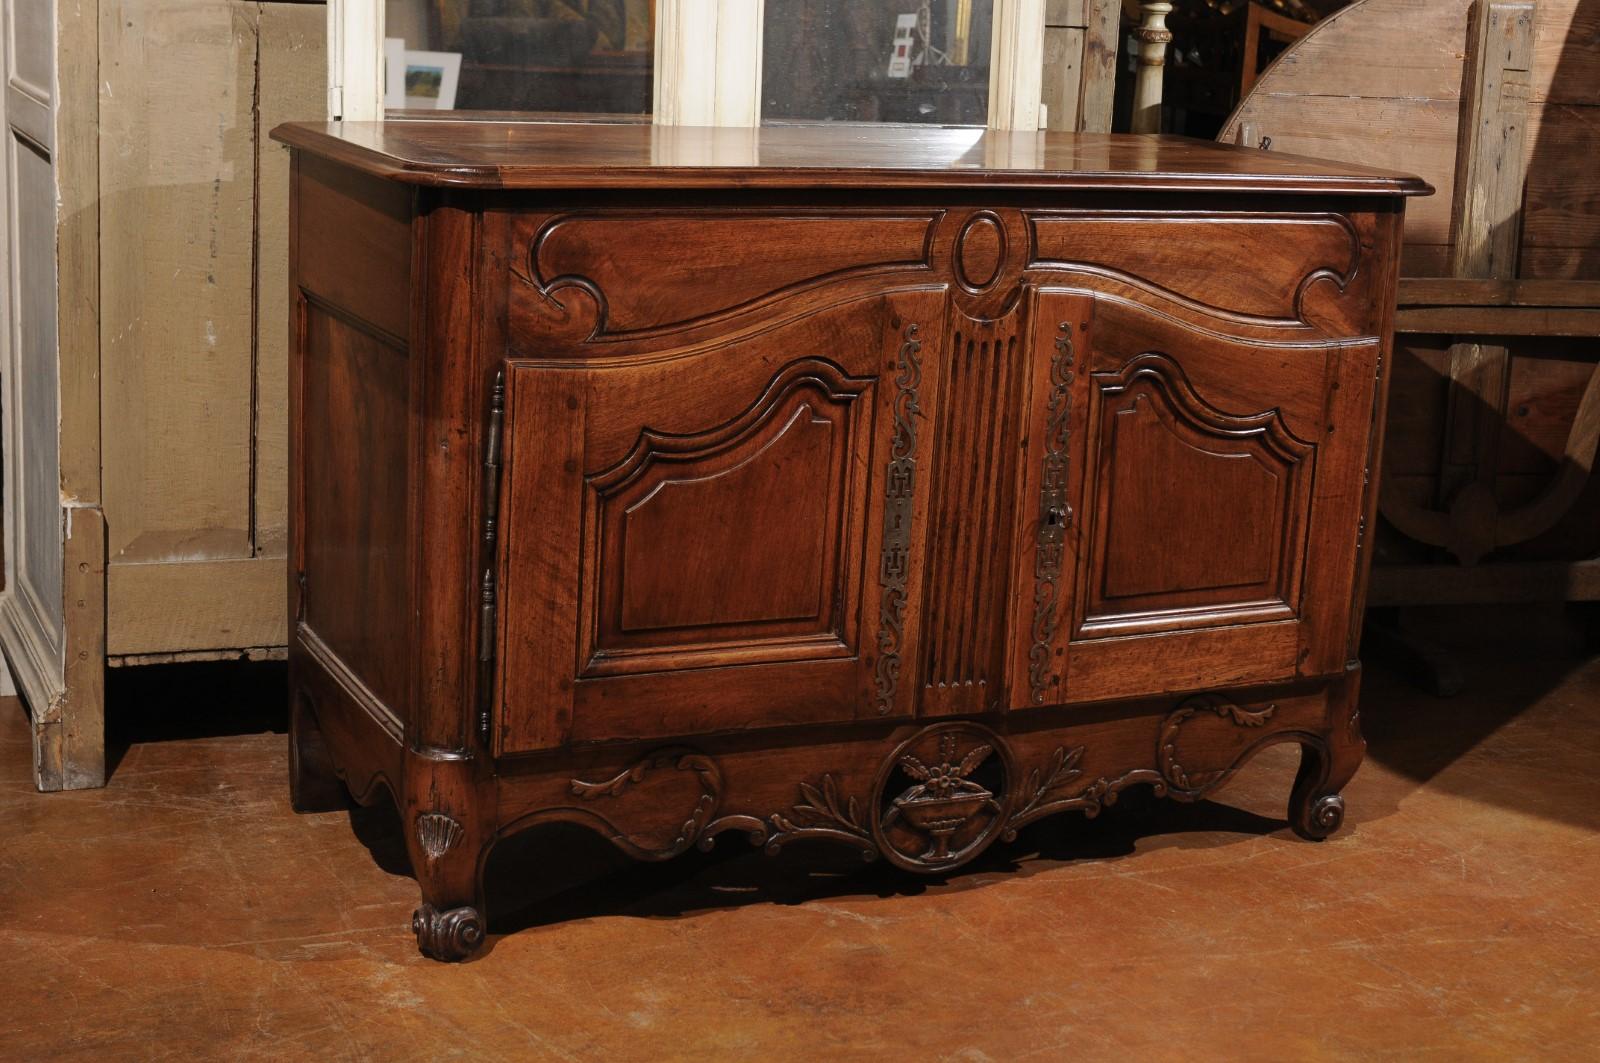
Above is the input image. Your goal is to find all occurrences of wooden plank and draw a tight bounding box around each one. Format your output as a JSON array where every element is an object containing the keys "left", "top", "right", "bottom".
[
  {"left": 1077, "top": 0, "right": 1119, "bottom": 133},
  {"left": 1522, "top": 244, "right": 1600, "bottom": 280},
  {"left": 1521, "top": 104, "right": 1600, "bottom": 257},
  {"left": 57, "top": 0, "right": 101, "bottom": 510},
  {"left": 108, "top": 558, "right": 289, "bottom": 655},
  {"left": 1402, "top": 243, "right": 1454, "bottom": 277},
  {"left": 1227, "top": 94, "right": 1461, "bottom": 244},
  {"left": 1395, "top": 305, "right": 1600, "bottom": 335},
  {"left": 56, "top": 509, "right": 107, "bottom": 790},
  {"left": 1221, "top": 0, "right": 1474, "bottom": 112},
  {"left": 99, "top": 3, "right": 323, "bottom": 657},
  {"left": 99, "top": 0, "right": 259, "bottom": 565},
  {"left": 1042, "top": 25, "right": 1085, "bottom": 132},
  {"left": 255, "top": 4, "right": 327, "bottom": 560},
  {"left": 1399, "top": 278, "right": 1600, "bottom": 307},
  {"left": 1450, "top": 0, "right": 1534, "bottom": 280},
  {"left": 1439, "top": 0, "right": 1534, "bottom": 505},
  {"left": 109, "top": 647, "right": 287, "bottom": 666},
  {"left": 44, "top": 0, "right": 107, "bottom": 790},
  {"left": 1500, "top": 354, "right": 1600, "bottom": 474},
  {"left": 1531, "top": 0, "right": 1600, "bottom": 105}
]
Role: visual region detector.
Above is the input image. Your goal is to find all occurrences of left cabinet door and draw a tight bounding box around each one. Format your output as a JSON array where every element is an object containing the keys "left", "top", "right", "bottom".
[{"left": 493, "top": 289, "right": 946, "bottom": 754}]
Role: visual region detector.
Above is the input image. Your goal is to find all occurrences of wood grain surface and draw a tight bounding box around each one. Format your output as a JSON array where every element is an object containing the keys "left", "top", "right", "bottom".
[{"left": 283, "top": 123, "right": 1413, "bottom": 959}]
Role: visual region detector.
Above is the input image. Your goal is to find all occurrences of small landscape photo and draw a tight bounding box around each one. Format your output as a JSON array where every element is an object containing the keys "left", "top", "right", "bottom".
[
  {"left": 405, "top": 65, "right": 443, "bottom": 99},
  {"left": 398, "top": 49, "right": 460, "bottom": 109}
]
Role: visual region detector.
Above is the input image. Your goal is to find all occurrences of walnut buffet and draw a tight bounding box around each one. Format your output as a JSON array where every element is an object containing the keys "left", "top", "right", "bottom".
[{"left": 272, "top": 120, "right": 1427, "bottom": 961}]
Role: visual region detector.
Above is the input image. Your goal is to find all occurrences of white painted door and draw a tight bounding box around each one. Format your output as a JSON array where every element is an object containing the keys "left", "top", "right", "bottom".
[{"left": 0, "top": 0, "right": 105, "bottom": 790}]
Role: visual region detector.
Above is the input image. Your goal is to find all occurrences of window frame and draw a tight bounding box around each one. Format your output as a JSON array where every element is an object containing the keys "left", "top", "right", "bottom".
[{"left": 329, "top": 0, "right": 1044, "bottom": 129}]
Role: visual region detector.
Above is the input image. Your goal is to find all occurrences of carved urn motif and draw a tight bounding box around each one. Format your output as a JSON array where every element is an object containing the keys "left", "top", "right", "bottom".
[{"left": 871, "top": 723, "right": 1015, "bottom": 871}]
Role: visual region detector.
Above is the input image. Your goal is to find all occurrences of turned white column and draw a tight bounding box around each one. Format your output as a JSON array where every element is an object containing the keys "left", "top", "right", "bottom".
[{"left": 1130, "top": 2, "right": 1173, "bottom": 134}]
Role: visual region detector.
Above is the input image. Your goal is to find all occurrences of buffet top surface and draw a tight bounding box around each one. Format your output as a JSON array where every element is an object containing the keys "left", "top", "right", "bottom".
[{"left": 272, "top": 120, "right": 1432, "bottom": 197}]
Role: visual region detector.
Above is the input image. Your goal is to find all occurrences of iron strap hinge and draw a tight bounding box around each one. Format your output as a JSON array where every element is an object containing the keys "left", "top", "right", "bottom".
[{"left": 476, "top": 369, "right": 506, "bottom": 746}]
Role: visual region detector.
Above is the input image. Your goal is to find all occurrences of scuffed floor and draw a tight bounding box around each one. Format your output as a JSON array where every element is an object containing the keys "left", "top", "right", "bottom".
[{"left": 2, "top": 613, "right": 1598, "bottom": 1062}]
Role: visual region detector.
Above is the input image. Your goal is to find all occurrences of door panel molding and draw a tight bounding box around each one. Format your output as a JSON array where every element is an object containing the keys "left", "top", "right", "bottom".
[{"left": 0, "top": 0, "right": 107, "bottom": 790}]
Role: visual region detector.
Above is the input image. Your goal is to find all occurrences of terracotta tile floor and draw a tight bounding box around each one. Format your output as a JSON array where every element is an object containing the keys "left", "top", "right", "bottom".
[{"left": 2, "top": 611, "right": 1598, "bottom": 1061}]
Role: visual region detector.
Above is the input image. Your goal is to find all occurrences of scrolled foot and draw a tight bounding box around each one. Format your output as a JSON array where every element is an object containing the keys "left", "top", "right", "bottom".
[
  {"left": 1291, "top": 792, "right": 1346, "bottom": 841},
  {"left": 412, "top": 903, "right": 485, "bottom": 962}
]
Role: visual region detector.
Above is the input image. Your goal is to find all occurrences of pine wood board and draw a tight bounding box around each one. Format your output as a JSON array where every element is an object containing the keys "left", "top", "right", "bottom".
[
  {"left": 97, "top": 1, "right": 321, "bottom": 654},
  {"left": 256, "top": 4, "right": 324, "bottom": 557},
  {"left": 1223, "top": 0, "right": 1600, "bottom": 280},
  {"left": 99, "top": 0, "right": 259, "bottom": 565},
  {"left": 107, "top": 559, "right": 289, "bottom": 656}
]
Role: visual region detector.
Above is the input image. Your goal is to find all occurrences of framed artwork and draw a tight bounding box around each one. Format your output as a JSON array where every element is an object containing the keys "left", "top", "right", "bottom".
[
  {"left": 384, "top": 38, "right": 406, "bottom": 110},
  {"left": 401, "top": 49, "right": 462, "bottom": 110}
]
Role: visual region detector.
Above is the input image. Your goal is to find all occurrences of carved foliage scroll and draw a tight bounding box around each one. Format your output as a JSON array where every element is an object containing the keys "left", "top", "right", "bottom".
[
  {"left": 568, "top": 747, "right": 724, "bottom": 861},
  {"left": 567, "top": 694, "right": 1312, "bottom": 874},
  {"left": 875, "top": 322, "right": 923, "bottom": 715},
  {"left": 1028, "top": 211, "right": 1364, "bottom": 333},
  {"left": 1158, "top": 693, "right": 1277, "bottom": 795},
  {"left": 508, "top": 211, "right": 939, "bottom": 346},
  {"left": 1029, "top": 321, "right": 1076, "bottom": 704}
]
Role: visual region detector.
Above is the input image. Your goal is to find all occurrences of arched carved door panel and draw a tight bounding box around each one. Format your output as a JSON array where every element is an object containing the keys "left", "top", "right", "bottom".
[
  {"left": 1017, "top": 289, "right": 1380, "bottom": 706},
  {"left": 494, "top": 288, "right": 946, "bottom": 754}
]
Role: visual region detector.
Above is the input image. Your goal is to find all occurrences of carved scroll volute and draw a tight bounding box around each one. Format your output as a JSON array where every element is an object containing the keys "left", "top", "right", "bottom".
[{"left": 1009, "top": 290, "right": 1096, "bottom": 708}]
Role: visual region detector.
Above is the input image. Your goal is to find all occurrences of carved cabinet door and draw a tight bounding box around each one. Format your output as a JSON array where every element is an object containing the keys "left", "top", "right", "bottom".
[
  {"left": 492, "top": 288, "right": 946, "bottom": 754},
  {"left": 1017, "top": 288, "right": 1380, "bottom": 706}
]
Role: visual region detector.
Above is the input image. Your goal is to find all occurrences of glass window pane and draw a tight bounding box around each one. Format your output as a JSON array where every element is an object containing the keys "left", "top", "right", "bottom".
[
  {"left": 385, "top": 0, "right": 654, "bottom": 115},
  {"left": 762, "top": 1, "right": 994, "bottom": 125}
]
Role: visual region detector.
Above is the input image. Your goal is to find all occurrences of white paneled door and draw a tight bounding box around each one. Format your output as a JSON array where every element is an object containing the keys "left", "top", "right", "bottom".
[{"left": 0, "top": 0, "right": 105, "bottom": 790}]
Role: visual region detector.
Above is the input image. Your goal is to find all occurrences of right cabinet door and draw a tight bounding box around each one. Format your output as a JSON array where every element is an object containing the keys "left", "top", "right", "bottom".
[{"left": 1016, "top": 288, "right": 1379, "bottom": 705}]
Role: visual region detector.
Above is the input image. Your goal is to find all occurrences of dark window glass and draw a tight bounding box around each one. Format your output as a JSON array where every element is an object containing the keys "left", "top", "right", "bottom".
[
  {"left": 763, "top": 1, "right": 994, "bottom": 125},
  {"left": 385, "top": 0, "right": 654, "bottom": 115}
]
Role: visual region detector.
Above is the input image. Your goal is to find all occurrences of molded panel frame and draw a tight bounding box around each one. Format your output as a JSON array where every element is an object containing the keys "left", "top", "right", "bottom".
[
  {"left": 1076, "top": 352, "right": 1316, "bottom": 636},
  {"left": 581, "top": 357, "right": 875, "bottom": 675},
  {"left": 494, "top": 287, "right": 948, "bottom": 754}
]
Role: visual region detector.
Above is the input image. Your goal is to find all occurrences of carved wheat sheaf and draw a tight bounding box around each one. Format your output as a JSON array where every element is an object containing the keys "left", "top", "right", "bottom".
[
  {"left": 875, "top": 322, "right": 923, "bottom": 715},
  {"left": 1029, "top": 322, "right": 1076, "bottom": 704}
]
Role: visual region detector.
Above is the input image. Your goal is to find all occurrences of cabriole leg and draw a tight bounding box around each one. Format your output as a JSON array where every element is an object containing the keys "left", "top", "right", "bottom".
[
  {"left": 405, "top": 753, "right": 490, "bottom": 962},
  {"left": 1289, "top": 666, "right": 1367, "bottom": 841}
]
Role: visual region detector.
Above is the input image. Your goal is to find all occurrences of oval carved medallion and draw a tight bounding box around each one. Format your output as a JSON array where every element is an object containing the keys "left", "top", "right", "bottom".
[{"left": 955, "top": 212, "right": 1006, "bottom": 292}]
